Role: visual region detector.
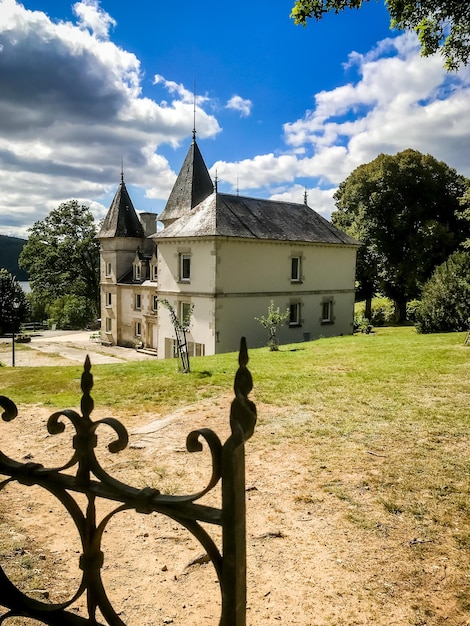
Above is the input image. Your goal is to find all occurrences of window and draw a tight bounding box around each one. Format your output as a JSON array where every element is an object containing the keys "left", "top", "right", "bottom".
[
  {"left": 152, "top": 295, "right": 158, "bottom": 311},
  {"left": 135, "top": 321, "right": 142, "bottom": 337},
  {"left": 106, "top": 292, "right": 112, "bottom": 307},
  {"left": 289, "top": 302, "right": 301, "bottom": 327},
  {"left": 134, "top": 264, "right": 141, "bottom": 281},
  {"left": 152, "top": 264, "right": 158, "bottom": 281},
  {"left": 105, "top": 318, "right": 112, "bottom": 333},
  {"left": 291, "top": 256, "right": 301, "bottom": 282},
  {"left": 180, "top": 301, "right": 192, "bottom": 326},
  {"left": 105, "top": 262, "right": 112, "bottom": 277},
  {"left": 180, "top": 254, "right": 191, "bottom": 282},
  {"left": 187, "top": 342, "right": 205, "bottom": 357},
  {"left": 135, "top": 294, "right": 141, "bottom": 310},
  {"left": 321, "top": 299, "right": 334, "bottom": 324}
]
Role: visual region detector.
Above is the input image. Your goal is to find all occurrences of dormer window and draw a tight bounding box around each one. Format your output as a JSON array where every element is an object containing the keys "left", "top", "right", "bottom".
[
  {"left": 134, "top": 263, "right": 141, "bottom": 281},
  {"left": 151, "top": 248, "right": 158, "bottom": 282}
]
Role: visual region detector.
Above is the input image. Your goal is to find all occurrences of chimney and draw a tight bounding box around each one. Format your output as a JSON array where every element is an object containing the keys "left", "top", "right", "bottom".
[{"left": 139, "top": 212, "right": 157, "bottom": 237}]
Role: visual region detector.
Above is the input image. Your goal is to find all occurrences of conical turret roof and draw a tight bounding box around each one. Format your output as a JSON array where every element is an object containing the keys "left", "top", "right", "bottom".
[
  {"left": 158, "top": 139, "right": 214, "bottom": 226},
  {"left": 97, "top": 176, "right": 144, "bottom": 239}
]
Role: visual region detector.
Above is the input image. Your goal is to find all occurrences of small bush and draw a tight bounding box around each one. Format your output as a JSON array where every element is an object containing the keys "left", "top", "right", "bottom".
[
  {"left": 353, "top": 315, "right": 373, "bottom": 334},
  {"left": 415, "top": 252, "right": 470, "bottom": 334}
]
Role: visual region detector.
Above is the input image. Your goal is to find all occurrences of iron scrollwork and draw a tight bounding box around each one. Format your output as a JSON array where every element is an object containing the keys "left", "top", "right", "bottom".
[{"left": 0, "top": 337, "right": 256, "bottom": 625}]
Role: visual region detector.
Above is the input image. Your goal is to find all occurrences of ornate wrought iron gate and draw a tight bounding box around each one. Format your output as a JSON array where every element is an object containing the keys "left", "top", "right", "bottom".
[{"left": 0, "top": 338, "right": 256, "bottom": 625}]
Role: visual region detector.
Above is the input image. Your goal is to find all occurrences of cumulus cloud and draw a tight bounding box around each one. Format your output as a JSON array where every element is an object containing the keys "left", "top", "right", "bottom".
[
  {"left": 73, "top": 0, "right": 116, "bottom": 39},
  {"left": 213, "top": 32, "right": 470, "bottom": 217},
  {"left": 2, "top": 0, "right": 470, "bottom": 236},
  {"left": 0, "top": 0, "right": 220, "bottom": 236},
  {"left": 225, "top": 95, "right": 252, "bottom": 117}
]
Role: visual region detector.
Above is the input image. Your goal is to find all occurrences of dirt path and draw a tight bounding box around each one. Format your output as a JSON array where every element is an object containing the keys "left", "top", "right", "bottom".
[{"left": 1, "top": 396, "right": 467, "bottom": 625}]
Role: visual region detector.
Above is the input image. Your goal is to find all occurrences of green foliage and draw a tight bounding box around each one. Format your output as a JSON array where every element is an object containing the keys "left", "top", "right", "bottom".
[
  {"left": 355, "top": 296, "right": 395, "bottom": 326},
  {"left": 47, "top": 295, "right": 96, "bottom": 330},
  {"left": 353, "top": 314, "right": 373, "bottom": 334},
  {"left": 291, "top": 0, "right": 470, "bottom": 70},
  {"left": 26, "top": 291, "right": 48, "bottom": 323},
  {"left": 332, "top": 149, "right": 469, "bottom": 322},
  {"left": 405, "top": 299, "right": 421, "bottom": 323},
  {"left": 0, "top": 269, "right": 30, "bottom": 334},
  {"left": 415, "top": 251, "right": 470, "bottom": 333},
  {"left": 255, "top": 300, "right": 289, "bottom": 350},
  {"left": 19, "top": 200, "right": 100, "bottom": 321}
]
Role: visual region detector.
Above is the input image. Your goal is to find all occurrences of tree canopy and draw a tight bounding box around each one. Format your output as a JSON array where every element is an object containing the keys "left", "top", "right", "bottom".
[
  {"left": 332, "top": 149, "right": 470, "bottom": 322},
  {"left": 19, "top": 200, "right": 100, "bottom": 321},
  {"left": 415, "top": 251, "right": 470, "bottom": 333},
  {"left": 0, "top": 269, "right": 30, "bottom": 334},
  {"left": 291, "top": 0, "right": 470, "bottom": 70}
]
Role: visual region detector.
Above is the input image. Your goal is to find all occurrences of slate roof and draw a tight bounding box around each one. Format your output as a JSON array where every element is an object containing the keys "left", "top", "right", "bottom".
[
  {"left": 155, "top": 192, "right": 360, "bottom": 245},
  {"left": 158, "top": 139, "right": 214, "bottom": 225},
  {"left": 97, "top": 177, "right": 144, "bottom": 239}
]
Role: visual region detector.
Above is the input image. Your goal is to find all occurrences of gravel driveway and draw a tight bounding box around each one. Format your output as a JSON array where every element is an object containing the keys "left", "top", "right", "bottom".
[{"left": 0, "top": 330, "right": 157, "bottom": 367}]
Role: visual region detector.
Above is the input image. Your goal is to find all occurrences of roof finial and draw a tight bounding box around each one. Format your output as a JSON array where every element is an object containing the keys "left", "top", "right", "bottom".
[
  {"left": 236, "top": 170, "right": 239, "bottom": 196},
  {"left": 304, "top": 187, "right": 308, "bottom": 205},
  {"left": 215, "top": 169, "right": 218, "bottom": 193},
  {"left": 121, "top": 156, "right": 124, "bottom": 184},
  {"left": 192, "top": 79, "right": 197, "bottom": 142}
]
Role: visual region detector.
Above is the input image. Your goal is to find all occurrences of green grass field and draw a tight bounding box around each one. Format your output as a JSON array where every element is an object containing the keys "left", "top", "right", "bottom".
[{"left": 1, "top": 327, "right": 469, "bottom": 621}]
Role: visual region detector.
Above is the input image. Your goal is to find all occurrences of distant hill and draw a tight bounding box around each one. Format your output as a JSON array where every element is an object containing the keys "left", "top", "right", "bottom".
[{"left": 0, "top": 235, "right": 29, "bottom": 281}]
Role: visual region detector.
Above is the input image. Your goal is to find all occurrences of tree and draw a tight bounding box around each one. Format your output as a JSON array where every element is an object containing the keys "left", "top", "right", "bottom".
[
  {"left": 0, "top": 270, "right": 30, "bottom": 335},
  {"left": 291, "top": 0, "right": 470, "bottom": 70},
  {"left": 415, "top": 251, "right": 470, "bottom": 333},
  {"left": 332, "top": 149, "right": 470, "bottom": 322},
  {"left": 158, "top": 299, "right": 194, "bottom": 372},
  {"left": 19, "top": 201, "right": 100, "bottom": 323},
  {"left": 255, "top": 301, "right": 289, "bottom": 350}
]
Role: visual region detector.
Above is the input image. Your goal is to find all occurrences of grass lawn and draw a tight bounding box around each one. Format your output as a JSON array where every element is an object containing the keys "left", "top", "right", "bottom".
[{"left": 0, "top": 326, "right": 469, "bottom": 622}]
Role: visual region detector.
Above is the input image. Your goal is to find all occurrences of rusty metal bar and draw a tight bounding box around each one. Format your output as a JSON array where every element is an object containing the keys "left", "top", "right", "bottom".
[{"left": 0, "top": 338, "right": 256, "bottom": 625}]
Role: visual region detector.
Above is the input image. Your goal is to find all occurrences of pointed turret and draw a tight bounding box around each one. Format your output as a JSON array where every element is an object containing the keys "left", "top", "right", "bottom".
[
  {"left": 158, "top": 138, "right": 214, "bottom": 227},
  {"left": 97, "top": 174, "right": 144, "bottom": 239}
]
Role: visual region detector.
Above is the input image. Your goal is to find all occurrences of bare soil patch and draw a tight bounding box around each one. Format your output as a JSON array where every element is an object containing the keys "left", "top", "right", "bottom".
[{"left": 1, "top": 394, "right": 468, "bottom": 625}]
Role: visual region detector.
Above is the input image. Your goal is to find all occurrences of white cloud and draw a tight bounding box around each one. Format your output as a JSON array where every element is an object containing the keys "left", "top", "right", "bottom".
[
  {"left": 225, "top": 95, "right": 252, "bottom": 117},
  {"left": 270, "top": 185, "right": 336, "bottom": 218},
  {"left": 214, "top": 32, "right": 470, "bottom": 218},
  {"left": 0, "top": 0, "right": 220, "bottom": 237},
  {"left": 73, "top": 0, "right": 116, "bottom": 39}
]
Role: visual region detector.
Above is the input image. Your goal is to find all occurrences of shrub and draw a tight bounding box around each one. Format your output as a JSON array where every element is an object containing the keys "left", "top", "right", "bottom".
[
  {"left": 353, "top": 315, "right": 373, "bottom": 334},
  {"left": 406, "top": 299, "right": 421, "bottom": 323},
  {"left": 415, "top": 252, "right": 470, "bottom": 333}
]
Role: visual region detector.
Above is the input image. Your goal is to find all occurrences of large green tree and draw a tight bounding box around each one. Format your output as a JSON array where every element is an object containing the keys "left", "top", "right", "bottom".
[
  {"left": 0, "top": 269, "right": 30, "bottom": 334},
  {"left": 19, "top": 200, "right": 100, "bottom": 321},
  {"left": 332, "top": 149, "right": 470, "bottom": 322},
  {"left": 291, "top": 1, "right": 470, "bottom": 70}
]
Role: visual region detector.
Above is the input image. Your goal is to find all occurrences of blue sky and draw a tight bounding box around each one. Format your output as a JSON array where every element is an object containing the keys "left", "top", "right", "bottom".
[{"left": 1, "top": 0, "right": 469, "bottom": 238}]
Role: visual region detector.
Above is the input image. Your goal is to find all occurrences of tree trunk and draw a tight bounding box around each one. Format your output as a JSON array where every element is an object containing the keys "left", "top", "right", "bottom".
[
  {"left": 394, "top": 299, "right": 408, "bottom": 324},
  {"left": 364, "top": 297, "right": 372, "bottom": 321}
]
